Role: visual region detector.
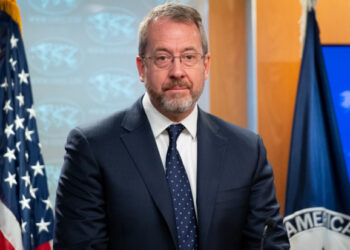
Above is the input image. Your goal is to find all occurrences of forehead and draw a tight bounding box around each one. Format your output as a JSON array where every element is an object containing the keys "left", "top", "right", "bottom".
[{"left": 146, "top": 17, "right": 202, "bottom": 53}]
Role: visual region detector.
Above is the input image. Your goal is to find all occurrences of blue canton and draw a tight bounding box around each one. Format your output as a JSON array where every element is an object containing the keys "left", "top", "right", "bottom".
[{"left": 166, "top": 124, "right": 198, "bottom": 250}]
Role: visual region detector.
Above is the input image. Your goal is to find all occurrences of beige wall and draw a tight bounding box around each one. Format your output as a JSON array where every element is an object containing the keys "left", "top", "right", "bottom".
[
  {"left": 209, "top": 0, "right": 350, "bottom": 214},
  {"left": 209, "top": 0, "right": 247, "bottom": 128},
  {"left": 256, "top": 1, "right": 301, "bottom": 215}
]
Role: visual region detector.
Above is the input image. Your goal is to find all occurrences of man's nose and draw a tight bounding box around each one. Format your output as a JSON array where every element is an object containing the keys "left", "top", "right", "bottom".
[{"left": 168, "top": 57, "right": 185, "bottom": 79}]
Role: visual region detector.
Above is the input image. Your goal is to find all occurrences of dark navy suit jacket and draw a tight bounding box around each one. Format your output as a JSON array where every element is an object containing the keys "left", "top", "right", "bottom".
[{"left": 54, "top": 98, "right": 289, "bottom": 249}]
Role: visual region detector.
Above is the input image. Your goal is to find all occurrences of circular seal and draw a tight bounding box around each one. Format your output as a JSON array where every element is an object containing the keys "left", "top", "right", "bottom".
[
  {"left": 85, "top": 7, "right": 137, "bottom": 46},
  {"left": 28, "top": 0, "right": 82, "bottom": 16},
  {"left": 35, "top": 100, "right": 82, "bottom": 138},
  {"left": 86, "top": 68, "right": 144, "bottom": 109},
  {"left": 28, "top": 38, "right": 83, "bottom": 77}
]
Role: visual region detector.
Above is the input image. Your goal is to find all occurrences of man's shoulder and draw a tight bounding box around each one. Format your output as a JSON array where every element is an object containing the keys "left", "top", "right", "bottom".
[
  {"left": 199, "top": 109, "right": 259, "bottom": 143},
  {"left": 67, "top": 98, "right": 143, "bottom": 141}
]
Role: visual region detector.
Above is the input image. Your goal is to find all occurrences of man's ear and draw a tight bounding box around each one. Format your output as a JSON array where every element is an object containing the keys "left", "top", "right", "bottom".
[
  {"left": 136, "top": 56, "right": 145, "bottom": 82},
  {"left": 203, "top": 53, "right": 210, "bottom": 80}
]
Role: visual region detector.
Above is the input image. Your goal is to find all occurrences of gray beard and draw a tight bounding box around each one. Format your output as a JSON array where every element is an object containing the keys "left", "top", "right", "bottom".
[
  {"left": 158, "top": 94, "right": 195, "bottom": 114},
  {"left": 146, "top": 80, "right": 202, "bottom": 114}
]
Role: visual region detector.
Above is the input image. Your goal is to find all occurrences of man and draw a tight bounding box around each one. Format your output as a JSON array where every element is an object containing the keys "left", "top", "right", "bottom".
[{"left": 54, "top": 2, "right": 289, "bottom": 250}]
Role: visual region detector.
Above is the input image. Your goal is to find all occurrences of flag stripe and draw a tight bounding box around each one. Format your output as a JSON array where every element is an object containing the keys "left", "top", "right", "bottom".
[
  {"left": 0, "top": 230, "right": 15, "bottom": 250},
  {"left": 0, "top": 200, "right": 23, "bottom": 250},
  {"left": 284, "top": 206, "right": 350, "bottom": 221},
  {"left": 35, "top": 241, "right": 52, "bottom": 250}
]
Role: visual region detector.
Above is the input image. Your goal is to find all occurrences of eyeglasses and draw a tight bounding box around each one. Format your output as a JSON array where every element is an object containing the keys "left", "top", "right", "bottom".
[{"left": 143, "top": 52, "right": 205, "bottom": 69}]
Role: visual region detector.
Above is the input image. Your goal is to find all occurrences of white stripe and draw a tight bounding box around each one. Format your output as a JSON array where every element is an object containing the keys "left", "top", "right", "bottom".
[
  {"left": 284, "top": 206, "right": 350, "bottom": 221},
  {"left": 0, "top": 200, "right": 24, "bottom": 250}
]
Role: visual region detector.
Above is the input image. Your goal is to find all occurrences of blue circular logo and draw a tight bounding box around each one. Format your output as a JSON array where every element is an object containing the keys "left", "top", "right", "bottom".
[
  {"left": 28, "top": 0, "right": 82, "bottom": 15},
  {"left": 87, "top": 68, "right": 144, "bottom": 109},
  {"left": 85, "top": 7, "right": 137, "bottom": 46},
  {"left": 35, "top": 100, "right": 82, "bottom": 138},
  {"left": 29, "top": 38, "right": 83, "bottom": 76}
]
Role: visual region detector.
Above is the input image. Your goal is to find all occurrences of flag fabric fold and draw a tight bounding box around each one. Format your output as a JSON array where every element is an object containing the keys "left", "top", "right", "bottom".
[
  {"left": 284, "top": 9, "right": 350, "bottom": 250},
  {"left": 0, "top": 1, "right": 54, "bottom": 249}
]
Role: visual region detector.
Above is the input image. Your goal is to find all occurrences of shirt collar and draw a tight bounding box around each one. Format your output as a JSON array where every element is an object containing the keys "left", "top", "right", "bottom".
[{"left": 142, "top": 92, "right": 198, "bottom": 139}]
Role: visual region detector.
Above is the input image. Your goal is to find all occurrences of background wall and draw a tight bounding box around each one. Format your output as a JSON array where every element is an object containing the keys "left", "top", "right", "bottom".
[
  {"left": 209, "top": 0, "right": 350, "bottom": 214},
  {"left": 17, "top": 0, "right": 209, "bottom": 207},
  {"left": 17, "top": 0, "right": 350, "bottom": 211},
  {"left": 209, "top": 0, "right": 247, "bottom": 128},
  {"left": 256, "top": 1, "right": 301, "bottom": 215}
]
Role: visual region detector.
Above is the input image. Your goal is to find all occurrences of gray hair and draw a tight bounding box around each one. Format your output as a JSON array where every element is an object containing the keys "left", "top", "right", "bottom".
[{"left": 138, "top": 2, "right": 208, "bottom": 57}]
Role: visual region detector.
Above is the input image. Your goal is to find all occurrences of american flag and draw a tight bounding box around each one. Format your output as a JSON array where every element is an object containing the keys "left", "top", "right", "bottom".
[{"left": 0, "top": 2, "right": 54, "bottom": 250}]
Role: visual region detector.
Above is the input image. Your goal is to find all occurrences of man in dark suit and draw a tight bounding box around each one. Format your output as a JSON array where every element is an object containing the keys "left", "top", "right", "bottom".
[{"left": 54, "top": 2, "right": 289, "bottom": 249}]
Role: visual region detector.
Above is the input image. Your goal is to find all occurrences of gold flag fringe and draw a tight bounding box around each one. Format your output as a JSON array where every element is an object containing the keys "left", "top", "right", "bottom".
[{"left": 0, "top": 0, "right": 22, "bottom": 33}]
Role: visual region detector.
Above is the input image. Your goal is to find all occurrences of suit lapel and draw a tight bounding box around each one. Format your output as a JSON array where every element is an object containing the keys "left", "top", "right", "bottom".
[
  {"left": 120, "top": 99, "right": 178, "bottom": 248},
  {"left": 196, "top": 109, "right": 228, "bottom": 248}
]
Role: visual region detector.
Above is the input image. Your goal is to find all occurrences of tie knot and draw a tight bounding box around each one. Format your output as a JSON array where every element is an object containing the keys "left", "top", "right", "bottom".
[{"left": 167, "top": 124, "right": 185, "bottom": 144}]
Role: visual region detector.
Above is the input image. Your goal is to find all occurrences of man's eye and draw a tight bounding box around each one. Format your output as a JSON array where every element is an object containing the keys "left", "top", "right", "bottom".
[
  {"left": 156, "top": 55, "right": 168, "bottom": 61},
  {"left": 183, "top": 54, "right": 195, "bottom": 60}
]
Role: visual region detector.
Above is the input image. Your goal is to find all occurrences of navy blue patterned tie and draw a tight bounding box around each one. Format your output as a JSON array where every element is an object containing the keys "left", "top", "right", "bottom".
[{"left": 166, "top": 124, "right": 198, "bottom": 250}]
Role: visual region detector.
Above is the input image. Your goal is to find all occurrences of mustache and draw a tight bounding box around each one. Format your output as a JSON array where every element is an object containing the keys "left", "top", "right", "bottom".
[{"left": 162, "top": 80, "right": 191, "bottom": 90}]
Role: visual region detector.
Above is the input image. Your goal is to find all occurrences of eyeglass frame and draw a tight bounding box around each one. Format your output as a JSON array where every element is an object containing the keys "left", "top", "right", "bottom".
[{"left": 142, "top": 52, "right": 206, "bottom": 69}]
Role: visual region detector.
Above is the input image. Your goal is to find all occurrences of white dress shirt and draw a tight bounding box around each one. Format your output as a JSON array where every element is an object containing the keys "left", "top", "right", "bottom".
[{"left": 142, "top": 93, "right": 198, "bottom": 213}]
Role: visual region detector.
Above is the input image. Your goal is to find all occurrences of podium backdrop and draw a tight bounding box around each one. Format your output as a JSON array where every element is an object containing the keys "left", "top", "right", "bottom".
[{"left": 17, "top": 0, "right": 209, "bottom": 206}]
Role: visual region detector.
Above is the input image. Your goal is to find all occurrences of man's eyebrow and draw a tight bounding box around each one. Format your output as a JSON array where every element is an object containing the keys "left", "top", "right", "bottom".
[
  {"left": 182, "top": 47, "right": 198, "bottom": 52},
  {"left": 154, "top": 47, "right": 171, "bottom": 53},
  {"left": 153, "top": 47, "right": 200, "bottom": 54}
]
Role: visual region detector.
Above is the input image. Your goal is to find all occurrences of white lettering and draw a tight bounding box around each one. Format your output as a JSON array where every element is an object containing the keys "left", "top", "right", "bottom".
[
  {"left": 341, "top": 221, "right": 350, "bottom": 235},
  {"left": 330, "top": 216, "right": 344, "bottom": 232},
  {"left": 284, "top": 208, "right": 350, "bottom": 238},
  {"left": 285, "top": 221, "right": 298, "bottom": 238},
  {"left": 295, "top": 213, "right": 313, "bottom": 231},
  {"left": 313, "top": 211, "right": 323, "bottom": 227}
]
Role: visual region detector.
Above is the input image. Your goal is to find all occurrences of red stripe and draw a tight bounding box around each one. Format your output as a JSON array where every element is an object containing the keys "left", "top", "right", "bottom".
[
  {"left": 0, "top": 230, "right": 15, "bottom": 250},
  {"left": 35, "top": 241, "right": 52, "bottom": 250}
]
